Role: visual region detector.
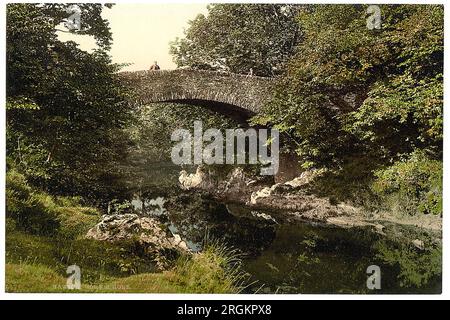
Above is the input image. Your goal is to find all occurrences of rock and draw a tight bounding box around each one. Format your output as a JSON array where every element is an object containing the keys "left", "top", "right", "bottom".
[
  {"left": 250, "top": 187, "right": 272, "bottom": 204},
  {"left": 412, "top": 239, "right": 425, "bottom": 250},
  {"left": 284, "top": 177, "right": 304, "bottom": 188},
  {"left": 250, "top": 171, "right": 322, "bottom": 205},
  {"left": 172, "top": 233, "right": 189, "bottom": 251},
  {"left": 251, "top": 211, "right": 277, "bottom": 223},
  {"left": 86, "top": 214, "right": 190, "bottom": 270},
  {"left": 246, "top": 180, "right": 258, "bottom": 187},
  {"left": 179, "top": 168, "right": 204, "bottom": 190},
  {"left": 223, "top": 167, "right": 252, "bottom": 194},
  {"left": 284, "top": 170, "right": 322, "bottom": 188},
  {"left": 374, "top": 224, "right": 385, "bottom": 235}
]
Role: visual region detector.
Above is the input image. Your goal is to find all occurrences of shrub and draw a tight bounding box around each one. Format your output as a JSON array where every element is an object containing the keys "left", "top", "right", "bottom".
[
  {"left": 6, "top": 170, "right": 59, "bottom": 235},
  {"left": 372, "top": 151, "right": 442, "bottom": 215}
]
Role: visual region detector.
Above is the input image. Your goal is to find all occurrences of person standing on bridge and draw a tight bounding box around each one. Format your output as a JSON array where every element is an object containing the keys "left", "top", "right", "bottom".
[{"left": 149, "top": 61, "right": 160, "bottom": 71}]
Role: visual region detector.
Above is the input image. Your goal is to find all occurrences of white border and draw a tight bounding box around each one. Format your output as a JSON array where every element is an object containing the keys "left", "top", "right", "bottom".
[{"left": 0, "top": 0, "right": 448, "bottom": 300}]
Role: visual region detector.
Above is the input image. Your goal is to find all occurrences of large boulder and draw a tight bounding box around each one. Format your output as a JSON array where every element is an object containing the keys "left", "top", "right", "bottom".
[{"left": 86, "top": 214, "right": 189, "bottom": 270}]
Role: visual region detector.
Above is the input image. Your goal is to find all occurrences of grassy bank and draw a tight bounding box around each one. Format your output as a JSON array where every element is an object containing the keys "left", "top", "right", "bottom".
[
  {"left": 6, "top": 245, "right": 241, "bottom": 293},
  {"left": 5, "top": 170, "right": 242, "bottom": 293}
]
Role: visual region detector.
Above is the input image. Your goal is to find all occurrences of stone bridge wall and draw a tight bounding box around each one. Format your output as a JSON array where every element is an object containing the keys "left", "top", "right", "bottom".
[{"left": 119, "top": 69, "right": 274, "bottom": 115}]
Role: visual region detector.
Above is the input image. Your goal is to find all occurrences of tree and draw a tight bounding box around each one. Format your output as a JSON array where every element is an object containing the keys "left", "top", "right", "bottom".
[
  {"left": 254, "top": 4, "right": 443, "bottom": 168},
  {"left": 6, "top": 3, "right": 133, "bottom": 203},
  {"left": 170, "top": 4, "right": 302, "bottom": 76}
]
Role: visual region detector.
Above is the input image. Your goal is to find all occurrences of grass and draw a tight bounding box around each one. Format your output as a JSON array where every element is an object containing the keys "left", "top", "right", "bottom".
[
  {"left": 6, "top": 263, "right": 67, "bottom": 293},
  {"left": 6, "top": 241, "right": 244, "bottom": 293},
  {"left": 6, "top": 169, "right": 100, "bottom": 238}
]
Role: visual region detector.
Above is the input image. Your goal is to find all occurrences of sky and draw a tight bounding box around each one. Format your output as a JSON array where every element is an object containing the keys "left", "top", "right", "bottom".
[{"left": 58, "top": 4, "right": 208, "bottom": 71}]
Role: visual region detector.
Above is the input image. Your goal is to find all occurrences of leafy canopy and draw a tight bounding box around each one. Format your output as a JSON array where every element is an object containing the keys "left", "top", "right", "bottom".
[
  {"left": 170, "top": 4, "right": 302, "bottom": 76},
  {"left": 254, "top": 4, "right": 443, "bottom": 167},
  {"left": 6, "top": 3, "right": 132, "bottom": 202}
]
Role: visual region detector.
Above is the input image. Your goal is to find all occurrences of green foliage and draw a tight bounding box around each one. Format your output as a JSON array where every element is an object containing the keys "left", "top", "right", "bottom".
[
  {"left": 5, "top": 168, "right": 243, "bottom": 292},
  {"left": 124, "top": 103, "right": 240, "bottom": 193},
  {"left": 374, "top": 229, "right": 442, "bottom": 288},
  {"left": 6, "top": 263, "right": 68, "bottom": 293},
  {"left": 6, "top": 231, "right": 160, "bottom": 284},
  {"left": 170, "top": 4, "right": 301, "bottom": 76},
  {"left": 6, "top": 169, "right": 99, "bottom": 237},
  {"left": 5, "top": 170, "right": 163, "bottom": 284},
  {"left": 249, "top": 5, "right": 443, "bottom": 217},
  {"left": 304, "top": 159, "right": 379, "bottom": 207},
  {"left": 255, "top": 4, "right": 443, "bottom": 168},
  {"left": 171, "top": 242, "right": 245, "bottom": 293},
  {"left": 6, "top": 232, "right": 242, "bottom": 293},
  {"left": 372, "top": 151, "right": 442, "bottom": 215},
  {"left": 6, "top": 3, "right": 133, "bottom": 203}
]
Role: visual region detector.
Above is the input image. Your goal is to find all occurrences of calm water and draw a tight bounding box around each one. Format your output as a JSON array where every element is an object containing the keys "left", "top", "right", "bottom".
[{"left": 134, "top": 192, "right": 442, "bottom": 294}]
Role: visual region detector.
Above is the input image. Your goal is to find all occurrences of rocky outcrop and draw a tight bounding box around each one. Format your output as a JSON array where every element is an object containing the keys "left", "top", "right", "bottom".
[
  {"left": 86, "top": 214, "right": 189, "bottom": 270},
  {"left": 175, "top": 166, "right": 442, "bottom": 234},
  {"left": 177, "top": 166, "right": 363, "bottom": 224},
  {"left": 179, "top": 166, "right": 270, "bottom": 201}
]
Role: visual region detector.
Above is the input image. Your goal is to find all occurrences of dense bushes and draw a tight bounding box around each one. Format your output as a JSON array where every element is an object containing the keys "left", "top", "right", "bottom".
[
  {"left": 372, "top": 152, "right": 442, "bottom": 216},
  {"left": 6, "top": 4, "right": 133, "bottom": 204}
]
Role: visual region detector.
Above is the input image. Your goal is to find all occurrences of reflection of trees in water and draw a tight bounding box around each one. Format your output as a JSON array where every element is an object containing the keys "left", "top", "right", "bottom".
[
  {"left": 373, "top": 224, "right": 442, "bottom": 292},
  {"left": 141, "top": 190, "right": 441, "bottom": 294},
  {"left": 244, "top": 223, "right": 442, "bottom": 294},
  {"left": 163, "top": 193, "right": 277, "bottom": 255}
]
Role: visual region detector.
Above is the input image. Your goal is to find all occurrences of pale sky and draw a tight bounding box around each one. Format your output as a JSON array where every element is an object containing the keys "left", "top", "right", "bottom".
[{"left": 58, "top": 4, "right": 208, "bottom": 71}]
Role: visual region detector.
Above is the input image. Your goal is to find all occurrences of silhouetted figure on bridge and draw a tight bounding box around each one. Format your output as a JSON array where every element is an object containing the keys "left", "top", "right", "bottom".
[{"left": 149, "top": 61, "right": 160, "bottom": 71}]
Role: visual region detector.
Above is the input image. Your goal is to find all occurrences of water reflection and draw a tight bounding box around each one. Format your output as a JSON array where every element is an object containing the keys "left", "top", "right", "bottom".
[{"left": 136, "top": 192, "right": 441, "bottom": 294}]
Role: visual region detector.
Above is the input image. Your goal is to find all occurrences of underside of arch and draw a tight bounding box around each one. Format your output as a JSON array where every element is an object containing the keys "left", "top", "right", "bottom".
[{"left": 153, "top": 98, "right": 256, "bottom": 125}]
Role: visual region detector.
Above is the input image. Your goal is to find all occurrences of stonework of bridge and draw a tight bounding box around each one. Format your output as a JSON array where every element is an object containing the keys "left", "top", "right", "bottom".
[{"left": 120, "top": 69, "right": 274, "bottom": 123}]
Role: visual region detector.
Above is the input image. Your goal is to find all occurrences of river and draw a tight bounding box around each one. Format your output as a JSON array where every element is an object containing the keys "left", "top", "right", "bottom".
[{"left": 132, "top": 185, "right": 441, "bottom": 294}]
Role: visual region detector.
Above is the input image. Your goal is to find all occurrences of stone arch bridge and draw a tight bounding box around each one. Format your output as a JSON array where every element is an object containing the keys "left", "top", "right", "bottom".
[
  {"left": 120, "top": 69, "right": 298, "bottom": 182},
  {"left": 120, "top": 69, "right": 274, "bottom": 123}
]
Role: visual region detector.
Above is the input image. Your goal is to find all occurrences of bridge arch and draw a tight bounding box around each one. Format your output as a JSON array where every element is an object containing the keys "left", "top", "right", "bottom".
[{"left": 120, "top": 69, "right": 274, "bottom": 123}]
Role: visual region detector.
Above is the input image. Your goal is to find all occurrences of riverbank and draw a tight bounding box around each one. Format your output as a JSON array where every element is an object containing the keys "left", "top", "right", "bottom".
[
  {"left": 5, "top": 244, "right": 240, "bottom": 293},
  {"left": 5, "top": 168, "right": 442, "bottom": 293},
  {"left": 177, "top": 166, "right": 442, "bottom": 235},
  {"left": 5, "top": 170, "right": 242, "bottom": 293}
]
